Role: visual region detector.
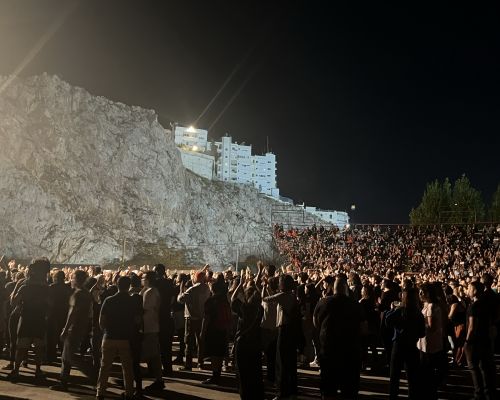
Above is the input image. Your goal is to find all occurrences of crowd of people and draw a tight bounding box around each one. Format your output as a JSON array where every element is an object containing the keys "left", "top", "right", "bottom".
[{"left": 0, "top": 223, "right": 497, "bottom": 400}]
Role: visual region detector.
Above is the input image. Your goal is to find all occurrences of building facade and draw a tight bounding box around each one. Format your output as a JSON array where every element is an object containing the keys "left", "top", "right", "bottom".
[
  {"left": 174, "top": 125, "right": 208, "bottom": 151},
  {"left": 304, "top": 206, "right": 350, "bottom": 229},
  {"left": 179, "top": 150, "right": 214, "bottom": 180},
  {"left": 173, "top": 127, "right": 279, "bottom": 198},
  {"left": 213, "top": 135, "right": 279, "bottom": 198}
]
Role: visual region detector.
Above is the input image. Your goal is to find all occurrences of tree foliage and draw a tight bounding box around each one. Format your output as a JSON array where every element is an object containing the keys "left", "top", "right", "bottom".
[
  {"left": 489, "top": 184, "right": 500, "bottom": 222},
  {"left": 410, "top": 175, "right": 485, "bottom": 225}
]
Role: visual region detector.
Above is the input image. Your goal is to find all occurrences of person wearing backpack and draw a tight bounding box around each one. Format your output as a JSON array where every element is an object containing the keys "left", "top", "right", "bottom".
[
  {"left": 200, "top": 274, "right": 231, "bottom": 385},
  {"left": 385, "top": 287, "right": 425, "bottom": 400}
]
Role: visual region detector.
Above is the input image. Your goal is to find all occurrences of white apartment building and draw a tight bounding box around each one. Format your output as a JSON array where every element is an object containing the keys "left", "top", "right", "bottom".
[
  {"left": 214, "top": 135, "right": 279, "bottom": 198},
  {"left": 173, "top": 125, "right": 214, "bottom": 179},
  {"left": 304, "top": 206, "right": 350, "bottom": 229},
  {"left": 172, "top": 127, "right": 279, "bottom": 197},
  {"left": 252, "top": 153, "right": 279, "bottom": 198},
  {"left": 174, "top": 125, "right": 208, "bottom": 151},
  {"left": 214, "top": 136, "right": 252, "bottom": 184}
]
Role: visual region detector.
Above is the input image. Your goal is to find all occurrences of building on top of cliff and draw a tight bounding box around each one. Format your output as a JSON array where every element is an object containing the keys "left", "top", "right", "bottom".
[
  {"left": 301, "top": 205, "right": 350, "bottom": 228},
  {"left": 174, "top": 125, "right": 208, "bottom": 151},
  {"left": 213, "top": 135, "right": 279, "bottom": 198},
  {"left": 173, "top": 125, "right": 215, "bottom": 180},
  {"left": 172, "top": 126, "right": 279, "bottom": 198}
]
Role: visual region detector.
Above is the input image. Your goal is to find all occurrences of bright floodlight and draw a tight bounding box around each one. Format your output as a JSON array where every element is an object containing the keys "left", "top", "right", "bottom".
[
  {"left": 345, "top": 223, "right": 351, "bottom": 229},
  {"left": 186, "top": 125, "right": 196, "bottom": 133},
  {"left": 192, "top": 145, "right": 198, "bottom": 151},
  {"left": 351, "top": 204, "right": 356, "bottom": 211}
]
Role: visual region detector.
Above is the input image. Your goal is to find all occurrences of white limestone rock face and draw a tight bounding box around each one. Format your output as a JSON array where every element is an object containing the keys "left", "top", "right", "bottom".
[{"left": 0, "top": 74, "right": 317, "bottom": 267}]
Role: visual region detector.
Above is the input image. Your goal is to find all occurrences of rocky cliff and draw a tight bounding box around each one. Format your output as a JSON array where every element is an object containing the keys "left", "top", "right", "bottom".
[{"left": 0, "top": 74, "right": 321, "bottom": 267}]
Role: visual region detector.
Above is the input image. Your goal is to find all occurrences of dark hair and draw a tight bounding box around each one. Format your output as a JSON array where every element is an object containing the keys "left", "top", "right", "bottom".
[
  {"left": 279, "top": 274, "right": 295, "bottom": 292},
  {"left": 362, "top": 283, "right": 374, "bottom": 301},
  {"left": 298, "top": 272, "right": 308, "bottom": 283},
  {"left": 94, "top": 266, "right": 102, "bottom": 275},
  {"left": 130, "top": 273, "right": 141, "bottom": 289},
  {"left": 402, "top": 288, "right": 420, "bottom": 314},
  {"left": 117, "top": 276, "right": 131, "bottom": 292},
  {"left": 212, "top": 275, "right": 228, "bottom": 296},
  {"left": 420, "top": 282, "right": 438, "bottom": 303},
  {"left": 481, "top": 273, "right": 494, "bottom": 288},
  {"left": 73, "top": 270, "right": 88, "bottom": 287},
  {"left": 402, "top": 279, "right": 414, "bottom": 290},
  {"left": 470, "top": 280, "right": 484, "bottom": 296},
  {"left": 266, "top": 264, "right": 276, "bottom": 276},
  {"left": 154, "top": 263, "right": 166, "bottom": 277},
  {"left": 324, "top": 275, "right": 334, "bottom": 285},
  {"left": 54, "top": 270, "right": 66, "bottom": 284},
  {"left": 144, "top": 271, "right": 157, "bottom": 287}
]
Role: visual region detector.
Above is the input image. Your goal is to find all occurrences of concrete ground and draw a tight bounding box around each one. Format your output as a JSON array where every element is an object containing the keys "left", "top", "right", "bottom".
[{"left": 0, "top": 350, "right": 497, "bottom": 399}]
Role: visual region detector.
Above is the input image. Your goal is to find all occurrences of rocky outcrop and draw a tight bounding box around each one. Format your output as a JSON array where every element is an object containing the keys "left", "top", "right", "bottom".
[{"left": 0, "top": 74, "right": 322, "bottom": 267}]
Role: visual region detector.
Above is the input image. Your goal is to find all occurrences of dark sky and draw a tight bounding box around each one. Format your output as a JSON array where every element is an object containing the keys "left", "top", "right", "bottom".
[{"left": 1, "top": 1, "right": 499, "bottom": 223}]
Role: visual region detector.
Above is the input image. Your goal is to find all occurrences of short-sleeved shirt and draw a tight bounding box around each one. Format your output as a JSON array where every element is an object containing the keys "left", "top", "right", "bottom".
[
  {"left": 143, "top": 287, "right": 160, "bottom": 333},
  {"left": 467, "top": 299, "right": 491, "bottom": 345},
  {"left": 100, "top": 291, "right": 142, "bottom": 340},
  {"left": 68, "top": 288, "right": 92, "bottom": 338},
  {"left": 16, "top": 283, "right": 50, "bottom": 338},
  {"left": 417, "top": 302, "right": 443, "bottom": 354}
]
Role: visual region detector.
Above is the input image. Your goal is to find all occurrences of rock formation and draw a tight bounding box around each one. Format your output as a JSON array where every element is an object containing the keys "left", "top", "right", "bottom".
[{"left": 0, "top": 74, "right": 321, "bottom": 267}]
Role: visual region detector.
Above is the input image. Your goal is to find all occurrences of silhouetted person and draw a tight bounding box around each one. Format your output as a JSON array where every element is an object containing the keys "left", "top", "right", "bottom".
[
  {"left": 46, "top": 270, "right": 72, "bottom": 362},
  {"left": 51, "top": 270, "right": 93, "bottom": 392},
  {"left": 314, "top": 277, "right": 367, "bottom": 400}
]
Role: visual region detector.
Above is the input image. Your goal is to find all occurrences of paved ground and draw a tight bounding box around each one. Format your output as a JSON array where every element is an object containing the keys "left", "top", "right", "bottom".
[{"left": 0, "top": 351, "right": 497, "bottom": 399}]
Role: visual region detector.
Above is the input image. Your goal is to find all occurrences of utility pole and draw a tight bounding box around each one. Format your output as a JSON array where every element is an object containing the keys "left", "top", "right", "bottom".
[
  {"left": 235, "top": 246, "right": 239, "bottom": 274},
  {"left": 122, "top": 238, "right": 126, "bottom": 268}
]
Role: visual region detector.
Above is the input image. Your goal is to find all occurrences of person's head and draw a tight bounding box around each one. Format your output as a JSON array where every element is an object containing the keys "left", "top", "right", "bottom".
[
  {"left": 266, "top": 264, "right": 276, "bottom": 277},
  {"left": 298, "top": 272, "right": 308, "bottom": 284},
  {"left": 402, "top": 278, "right": 414, "bottom": 290},
  {"left": 211, "top": 274, "right": 228, "bottom": 296},
  {"left": 333, "top": 277, "right": 349, "bottom": 297},
  {"left": 143, "top": 271, "right": 157, "bottom": 288},
  {"left": 382, "top": 278, "right": 392, "bottom": 291},
  {"left": 130, "top": 273, "right": 141, "bottom": 289},
  {"left": 154, "top": 263, "right": 166, "bottom": 278},
  {"left": 361, "top": 283, "right": 374, "bottom": 300},
  {"left": 117, "top": 276, "right": 131, "bottom": 292},
  {"left": 481, "top": 273, "right": 494, "bottom": 289},
  {"left": 54, "top": 270, "right": 66, "bottom": 284},
  {"left": 194, "top": 271, "right": 205, "bottom": 284},
  {"left": 279, "top": 274, "right": 294, "bottom": 293},
  {"left": 267, "top": 276, "right": 279, "bottom": 294},
  {"left": 177, "top": 273, "right": 189, "bottom": 285},
  {"left": 94, "top": 266, "right": 102, "bottom": 275},
  {"left": 402, "top": 288, "right": 420, "bottom": 312},
  {"left": 468, "top": 280, "right": 484, "bottom": 300},
  {"left": 28, "top": 257, "right": 50, "bottom": 283},
  {"left": 72, "top": 270, "right": 88, "bottom": 289},
  {"left": 419, "top": 282, "right": 438, "bottom": 304}
]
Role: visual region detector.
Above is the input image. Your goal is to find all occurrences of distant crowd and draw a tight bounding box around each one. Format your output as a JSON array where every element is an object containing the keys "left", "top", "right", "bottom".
[{"left": 0, "top": 223, "right": 498, "bottom": 400}]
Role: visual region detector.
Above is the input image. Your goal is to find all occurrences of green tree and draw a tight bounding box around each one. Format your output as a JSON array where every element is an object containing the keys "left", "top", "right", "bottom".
[
  {"left": 489, "top": 184, "right": 500, "bottom": 222},
  {"left": 410, "top": 178, "right": 451, "bottom": 224},
  {"left": 449, "top": 174, "right": 485, "bottom": 223}
]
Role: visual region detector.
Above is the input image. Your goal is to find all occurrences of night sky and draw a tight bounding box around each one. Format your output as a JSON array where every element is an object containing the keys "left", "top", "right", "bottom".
[{"left": 1, "top": 1, "right": 498, "bottom": 223}]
